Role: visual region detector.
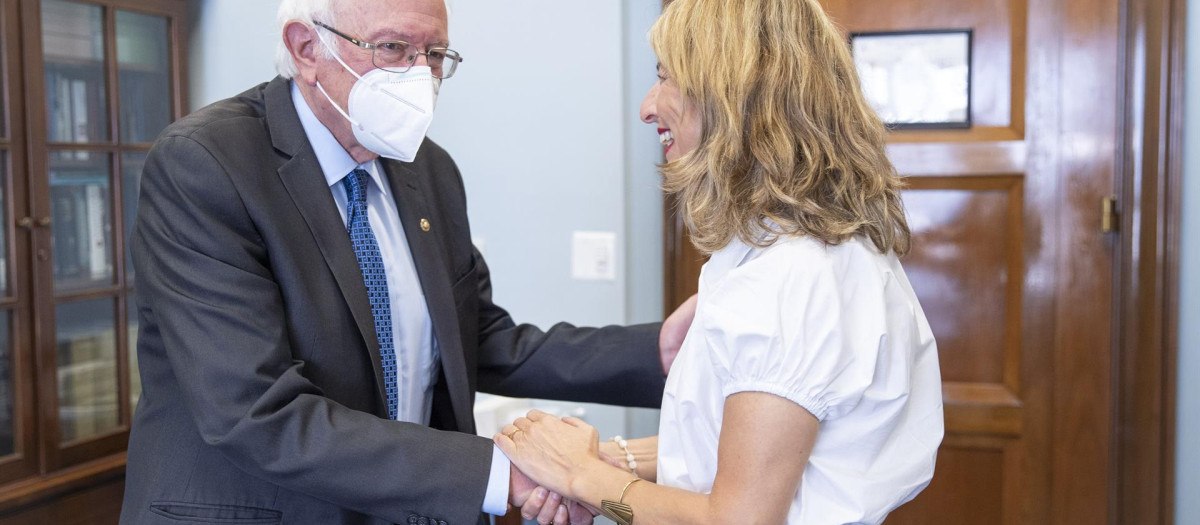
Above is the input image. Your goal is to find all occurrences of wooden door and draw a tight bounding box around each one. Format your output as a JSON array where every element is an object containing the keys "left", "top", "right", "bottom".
[{"left": 663, "top": 0, "right": 1132, "bottom": 523}]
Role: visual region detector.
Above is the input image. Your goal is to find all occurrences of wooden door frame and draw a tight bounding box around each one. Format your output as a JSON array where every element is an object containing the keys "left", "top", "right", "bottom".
[
  {"left": 1115, "top": 0, "right": 1183, "bottom": 522},
  {"left": 662, "top": 0, "right": 1185, "bottom": 521}
]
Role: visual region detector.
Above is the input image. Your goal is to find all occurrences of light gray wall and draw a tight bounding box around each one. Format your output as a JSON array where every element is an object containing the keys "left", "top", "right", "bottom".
[
  {"left": 426, "top": 0, "right": 664, "bottom": 445},
  {"left": 186, "top": 0, "right": 278, "bottom": 111},
  {"left": 428, "top": 1, "right": 641, "bottom": 330},
  {"left": 1178, "top": 0, "right": 1199, "bottom": 517},
  {"left": 621, "top": 0, "right": 668, "bottom": 440}
]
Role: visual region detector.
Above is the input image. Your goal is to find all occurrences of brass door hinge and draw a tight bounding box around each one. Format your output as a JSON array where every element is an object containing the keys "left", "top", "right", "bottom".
[{"left": 1101, "top": 196, "right": 1118, "bottom": 233}]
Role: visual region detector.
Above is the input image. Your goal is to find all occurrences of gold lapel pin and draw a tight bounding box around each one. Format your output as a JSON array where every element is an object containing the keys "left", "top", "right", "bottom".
[{"left": 420, "top": 218, "right": 431, "bottom": 232}]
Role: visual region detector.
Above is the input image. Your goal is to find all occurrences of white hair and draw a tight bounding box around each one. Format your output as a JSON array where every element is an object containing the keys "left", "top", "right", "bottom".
[{"left": 275, "top": 0, "right": 453, "bottom": 79}]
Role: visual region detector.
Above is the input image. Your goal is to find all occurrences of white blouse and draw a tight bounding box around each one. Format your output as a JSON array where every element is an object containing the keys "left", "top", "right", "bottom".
[{"left": 657, "top": 234, "right": 943, "bottom": 525}]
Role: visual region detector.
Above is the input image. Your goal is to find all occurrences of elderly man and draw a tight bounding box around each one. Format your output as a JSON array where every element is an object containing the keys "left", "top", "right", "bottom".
[{"left": 118, "top": 0, "right": 694, "bottom": 524}]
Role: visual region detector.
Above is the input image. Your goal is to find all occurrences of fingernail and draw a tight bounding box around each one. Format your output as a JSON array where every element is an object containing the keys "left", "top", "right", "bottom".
[
  {"left": 535, "top": 487, "right": 547, "bottom": 499},
  {"left": 549, "top": 492, "right": 561, "bottom": 501}
]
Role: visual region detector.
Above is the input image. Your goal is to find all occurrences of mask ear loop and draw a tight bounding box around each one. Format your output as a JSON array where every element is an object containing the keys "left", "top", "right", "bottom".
[
  {"left": 315, "top": 25, "right": 365, "bottom": 82},
  {"left": 313, "top": 26, "right": 367, "bottom": 130},
  {"left": 315, "top": 81, "right": 363, "bottom": 130}
]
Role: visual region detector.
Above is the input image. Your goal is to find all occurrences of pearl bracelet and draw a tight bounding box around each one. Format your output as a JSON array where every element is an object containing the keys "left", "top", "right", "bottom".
[{"left": 611, "top": 435, "right": 638, "bottom": 474}]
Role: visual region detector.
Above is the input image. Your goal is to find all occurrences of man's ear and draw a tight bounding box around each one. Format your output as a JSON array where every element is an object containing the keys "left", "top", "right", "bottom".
[{"left": 284, "top": 20, "right": 320, "bottom": 85}]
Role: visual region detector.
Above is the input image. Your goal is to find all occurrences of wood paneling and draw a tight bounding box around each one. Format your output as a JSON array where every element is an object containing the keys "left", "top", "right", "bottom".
[
  {"left": 822, "top": 0, "right": 1026, "bottom": 142},
  {"left": 1116, "top": 0, "right": 1186, "bottom": 522},
  {"left": 886, "top": 445, "right": 1006, "bottom": 525},
  {"left": 661, "top": 0, "right": 1183, "bottom": 522},
  {"left": 0, "top": 475, "right": 123, "bottom": 525},
  {"left": 903, "top": 176, "right": 1023, "bottom": 388}
]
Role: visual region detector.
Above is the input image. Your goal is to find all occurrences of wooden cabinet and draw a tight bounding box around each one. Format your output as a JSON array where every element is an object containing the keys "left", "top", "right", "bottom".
[{"left": 0, "top": 0, "right": 186, "bottom": 520}]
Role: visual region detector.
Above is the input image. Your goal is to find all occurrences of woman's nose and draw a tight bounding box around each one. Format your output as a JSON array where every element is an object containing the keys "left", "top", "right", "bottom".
[{"left": 640, "top": 85, "right": 658, "bottom": 124}]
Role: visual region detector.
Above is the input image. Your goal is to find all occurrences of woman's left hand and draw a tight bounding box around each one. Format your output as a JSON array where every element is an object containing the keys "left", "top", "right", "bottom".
[{"left": 495, "top": 410, "right": 604, "bottom": 499}]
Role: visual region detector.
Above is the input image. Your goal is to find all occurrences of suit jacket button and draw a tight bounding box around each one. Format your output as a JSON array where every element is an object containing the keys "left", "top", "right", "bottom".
[
  {"left": 438, "top": 521, "right": 448, "bottom": 525},
  {"left": 408, "top": 515, "right": 418, "bottom": 524},
  {"left": 418, "top": 518, "right": 429, "bottom": 525},
  {"left": 420, "top": 218, "right": 431, "bottom": 232}
]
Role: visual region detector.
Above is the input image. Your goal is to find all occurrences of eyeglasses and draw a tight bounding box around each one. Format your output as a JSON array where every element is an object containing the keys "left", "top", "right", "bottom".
[{"left": 313, "top": 21, "right": 463, "bottom": 79}]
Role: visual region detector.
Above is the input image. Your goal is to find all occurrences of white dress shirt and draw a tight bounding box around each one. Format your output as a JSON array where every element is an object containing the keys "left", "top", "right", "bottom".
[
  {"left": 291, "top": 83, "right": 510, "bottom": 515},
  {"left": 657, "top": 233, "right": 944, "bottom": 525}
]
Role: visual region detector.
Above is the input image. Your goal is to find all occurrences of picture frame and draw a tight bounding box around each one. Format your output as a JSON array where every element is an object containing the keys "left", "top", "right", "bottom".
[{"left": 849, "top": 29, "right": 973, "bottom": 129}]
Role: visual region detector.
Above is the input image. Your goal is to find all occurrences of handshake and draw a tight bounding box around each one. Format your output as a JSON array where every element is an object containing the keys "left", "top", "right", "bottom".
[
  {"left": 492, "top": 295, "right": 696, "bottom": 524},
  {"left": 499, "top": 410, "right": 631, "bottom": 525}
]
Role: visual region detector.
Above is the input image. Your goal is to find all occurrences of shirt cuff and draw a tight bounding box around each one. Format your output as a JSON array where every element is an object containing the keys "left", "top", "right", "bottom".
[{"left": 482, "top": 445, "right": 511, "bottom": 516}]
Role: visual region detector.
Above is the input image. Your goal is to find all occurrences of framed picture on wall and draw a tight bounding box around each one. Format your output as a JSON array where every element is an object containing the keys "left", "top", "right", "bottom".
[{"left": 850, "top": 29, "right": 973, "bottom": 129}]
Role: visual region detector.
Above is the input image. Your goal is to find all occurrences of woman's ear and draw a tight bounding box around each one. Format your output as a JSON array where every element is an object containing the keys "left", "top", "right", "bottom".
[{"left": 284, "top": 20, "right": 321, "bottom": 85}]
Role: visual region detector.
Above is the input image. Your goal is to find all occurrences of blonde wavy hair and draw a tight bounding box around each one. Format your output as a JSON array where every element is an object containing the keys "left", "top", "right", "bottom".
[{"left": 651, "top": 0, "right": 911, "bottom": 255}]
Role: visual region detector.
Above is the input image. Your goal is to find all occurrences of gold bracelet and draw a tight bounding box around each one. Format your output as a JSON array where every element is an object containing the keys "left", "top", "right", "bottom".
[{"left": 601, "top": 478, "right": 643, "bottom": 525}]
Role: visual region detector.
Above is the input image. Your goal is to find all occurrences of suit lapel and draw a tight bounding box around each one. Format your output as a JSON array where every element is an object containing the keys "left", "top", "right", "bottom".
[
  {"left": 265, "top": 78, "right": 389, "bottom": 414},
  {"left": 380, "top": 159, "right": 475, "bottom": 432}
]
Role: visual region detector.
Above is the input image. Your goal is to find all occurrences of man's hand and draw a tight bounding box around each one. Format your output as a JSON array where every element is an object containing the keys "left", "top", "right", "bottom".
[
  {"left": 520, "top": 486, "right": 594, "bottom": 525},
  {"left": 511, "top": 464, "right": 594, "bottom": 524},
  {"left": 659, "top": 294, "right": 698, "bottom": 375},
  {"left": 509, "top": 463, "right": 538, "bottom": 509}
]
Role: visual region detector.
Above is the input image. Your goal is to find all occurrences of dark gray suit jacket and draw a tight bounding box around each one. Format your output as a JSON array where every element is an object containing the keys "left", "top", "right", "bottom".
[{"left": 119, "top": 76, "right": 665, "bottom": 525}]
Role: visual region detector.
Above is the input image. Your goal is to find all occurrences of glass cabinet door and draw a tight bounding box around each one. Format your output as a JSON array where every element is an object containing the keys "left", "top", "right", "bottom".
[
  {"left": 114, "top": 8, "right": 170, "bottom": 423},
  {"left": 41, "top": 0, "right": 108, "bottom": 145},
  {"left": 0, "top": 151, "right": 9, "bottom": 459},
  {"left": 0, "top": 0, "right": 38, "bottom": 485},
  {"left": 31, "top": 0, "right": 181, "bottom": 466},
  {"left": 117, "top": 11, "right": 170, "bottom": 145},
  {"left": 41, "top": 0, "right": 119, "bottom": 449},
  {"left": 49, "top": 150, "right": 112, "bottom": 295},
  {"left": 1, "top": 154, "right": 14, "bottom": 461}
]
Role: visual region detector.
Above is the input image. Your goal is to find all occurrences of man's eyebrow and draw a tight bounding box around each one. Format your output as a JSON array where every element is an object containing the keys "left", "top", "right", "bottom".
[{"left": 364, "top": 29, "right": 450, "bottom": 47}]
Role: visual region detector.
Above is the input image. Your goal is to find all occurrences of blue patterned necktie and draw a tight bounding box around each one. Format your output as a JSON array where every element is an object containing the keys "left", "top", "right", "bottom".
[{"left": 342, "top": 169, "right": 398, "bottom": 420}]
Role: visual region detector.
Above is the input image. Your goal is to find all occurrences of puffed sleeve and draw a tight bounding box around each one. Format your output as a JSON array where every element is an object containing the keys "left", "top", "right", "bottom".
[{"left": 702, "top": 247, "right": 886, "bottom": 421}]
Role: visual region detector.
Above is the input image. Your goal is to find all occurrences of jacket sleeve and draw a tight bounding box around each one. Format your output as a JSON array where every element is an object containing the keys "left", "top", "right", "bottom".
[
  {"left": 133, "top": 134, "right": 493, "bottom": 525},
  {"left": 471, "top": 247, "right": 667, "bottom": 408}
]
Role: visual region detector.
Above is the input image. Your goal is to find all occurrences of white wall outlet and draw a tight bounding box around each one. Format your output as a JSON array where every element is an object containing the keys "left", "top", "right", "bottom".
[{"left": 572, "top": 231, "right": 617, "bottom": 281}]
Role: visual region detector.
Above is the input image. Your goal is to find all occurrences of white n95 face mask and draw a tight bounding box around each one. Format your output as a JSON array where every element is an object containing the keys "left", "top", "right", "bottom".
[{"left": 315, "top": 34, "right": 441, "bottom": 162}]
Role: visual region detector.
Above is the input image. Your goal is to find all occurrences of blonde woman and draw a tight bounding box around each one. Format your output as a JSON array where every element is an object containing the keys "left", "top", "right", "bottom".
[{"left": 499, "top": 0, "right": 943, "bottom": 523}]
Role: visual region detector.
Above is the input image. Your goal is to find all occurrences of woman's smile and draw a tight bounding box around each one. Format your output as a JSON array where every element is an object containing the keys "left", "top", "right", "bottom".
[{"left": 658, "top": 127, "right": 675, "bottom": 153}]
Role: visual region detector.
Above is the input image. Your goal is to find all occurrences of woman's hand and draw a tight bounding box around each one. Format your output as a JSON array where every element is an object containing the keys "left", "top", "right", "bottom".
[{"left": 495, "top": 410, "right": 607, "bottom": 500}]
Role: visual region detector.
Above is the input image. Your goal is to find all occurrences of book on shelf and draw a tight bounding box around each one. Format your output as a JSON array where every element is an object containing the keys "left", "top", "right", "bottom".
[{"left": 44, "top": 67, "right": 104, "bottom": 146}]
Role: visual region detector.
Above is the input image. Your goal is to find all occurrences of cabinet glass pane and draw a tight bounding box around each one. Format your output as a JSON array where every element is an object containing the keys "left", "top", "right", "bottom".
[
  {"left": 50, "top": 151, "right": 113, "bottom": 293},
  {"left": 57, "top": 298, "right": 119, "bottom": 443},
  {"left": 128, "top": 295, "right": 140, "bottom": 415},
  {"left": 0, "top": 151, "right": 7, "bottom": 296},
  {"left": 117, "top": 11, "right": 170, "bottom": 144},
  {"left": 42, "top": 0, "right": 109, "bottom": 143},
  {"left": 121, "top": 152, "right": 145, "bottom": 283},
  {"left": 0, "top": 311, "right": 13, "bottom": 457},
  {"left": 0, "top": 19, "right": 7, "bottom": 140}
]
